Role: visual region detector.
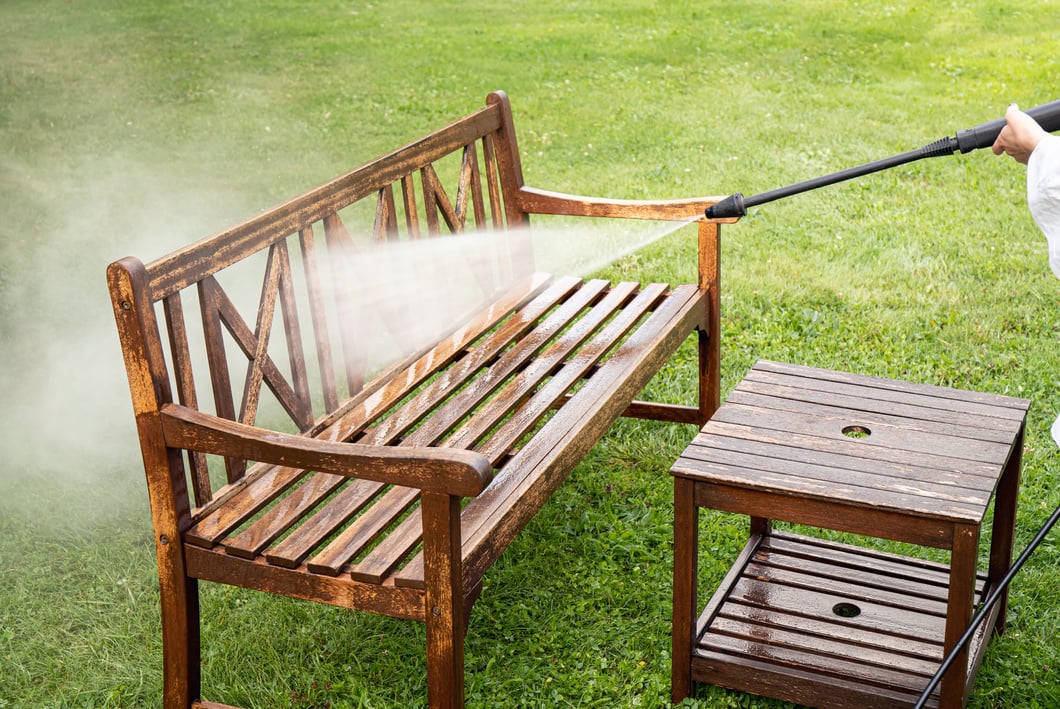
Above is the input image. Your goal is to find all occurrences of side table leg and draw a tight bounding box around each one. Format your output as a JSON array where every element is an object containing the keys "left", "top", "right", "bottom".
[
  {"left": 987, "top": 423, "right": 1024, "bottom": 635},
  {"left": 672, "top": 477, "right": 698, "bottom": 704},
  {"left": 941, "top": 524, "right": 979, "bottom": 709}
]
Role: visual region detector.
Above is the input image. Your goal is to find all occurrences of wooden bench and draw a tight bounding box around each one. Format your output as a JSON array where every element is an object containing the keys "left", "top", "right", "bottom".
[{"left": 108, "top": 90, "right": 728, "bottom": 708}]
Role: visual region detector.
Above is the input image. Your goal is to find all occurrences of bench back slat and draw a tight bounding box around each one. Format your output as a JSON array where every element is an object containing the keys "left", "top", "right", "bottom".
[
  {"left": 297, "top": 225, "right": 340, "bottom": 413},
  {"left": 162, "top": 292, "right": 214, "bottom": 500}
]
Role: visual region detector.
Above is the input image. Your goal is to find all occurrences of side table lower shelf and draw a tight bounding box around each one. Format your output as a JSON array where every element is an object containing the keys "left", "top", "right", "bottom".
[{"left": 693, "top": 530, "right": 993, "bottom": 709}]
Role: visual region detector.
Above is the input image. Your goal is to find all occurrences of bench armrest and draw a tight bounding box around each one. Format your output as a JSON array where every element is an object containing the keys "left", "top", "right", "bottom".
[
  {"left": 517, "top": 186, "right": 740, "bottom": 223},
  {"left": 159, "top": 403, "right": 494, "bottom": 497}
]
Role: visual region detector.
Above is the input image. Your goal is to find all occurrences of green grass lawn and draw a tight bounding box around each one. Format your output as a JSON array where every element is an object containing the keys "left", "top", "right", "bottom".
[{"left": 2, "top": 0, "right": 1058, "bottom": 706}]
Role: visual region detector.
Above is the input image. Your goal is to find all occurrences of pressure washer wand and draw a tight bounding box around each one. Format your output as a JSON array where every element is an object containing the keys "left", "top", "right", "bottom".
[{"left": 706, "top": 98, "right": 1060, "bottom": 219}]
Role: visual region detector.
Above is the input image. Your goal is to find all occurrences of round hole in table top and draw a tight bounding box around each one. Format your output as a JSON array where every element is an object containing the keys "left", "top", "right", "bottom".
[{"left": 842, "top": 425, "right": 871, "bottom": 439}]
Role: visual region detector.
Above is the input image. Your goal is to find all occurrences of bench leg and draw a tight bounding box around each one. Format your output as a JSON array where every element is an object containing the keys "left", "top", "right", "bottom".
[
  {"left": 987, "top": 423, "right": 1023, "bottom": 635},
  {"left": 672, "top": 477, "right": 698, "bottom": 704},
  {"left": 941, "top": 524, "right": 979, "bottom": 709},
  {"left": 159, "top": 570, "right": 201, "bottom": 708},
  {"left": 422, "top": 492, "right": 466, "bottom": 709}
]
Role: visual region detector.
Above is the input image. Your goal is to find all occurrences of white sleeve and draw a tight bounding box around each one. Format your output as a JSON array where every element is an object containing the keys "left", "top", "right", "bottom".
[
  {"left": 1029, "top": 137, "right": 1060, "bottom": 450},
  {"left": 1026, "top": 134, "right": 1060, "bottom": 280}
]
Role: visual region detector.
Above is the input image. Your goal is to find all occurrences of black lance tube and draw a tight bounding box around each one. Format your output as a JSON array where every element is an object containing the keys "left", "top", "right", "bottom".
[{"left": 707, "top": 98, "right": 1060, "bottom": 219}]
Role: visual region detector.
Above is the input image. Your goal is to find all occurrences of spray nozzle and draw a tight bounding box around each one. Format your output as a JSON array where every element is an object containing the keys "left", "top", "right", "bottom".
[{"left": 705, "top": 193, "right": 746, "bottom": 220}]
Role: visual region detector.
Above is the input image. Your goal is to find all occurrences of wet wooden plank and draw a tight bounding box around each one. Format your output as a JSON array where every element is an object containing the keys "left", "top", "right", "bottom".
[
  {"left": 383, "top": 278, "right": 610, "bottom": 448},
  {"left": 350, "top": 512, "right": 424, "bottom": 584},
  {"left": 696, "top": 632, "right": 934, "bottom": 697},
  {"left": 708, "top": 402, "right": 1010, "bottom": 466},
  {"left": 762, "top": 532, "right": 968, "bottom": 590},
  {"left": 751, "top": 547, "right": 951, "bottom": 604},
  {"left": 751, "top": 359, "right": 1029, "bottom": 416},
  {"left": 682, "top": 435, "right": 994, "bottom": 502},
  {"left": 733, "top": 375, "right": 1025, "bottom": 432},
  {"left": 264, "top": 478, "right": 385, "bottom": 568},
  {"left": 162, "top": 292, "right": 212, "bottom": 505},
  {"left": 467, "top": 283, "right": 666, "bottom": 461},
  {"left": 684, "top": 429, "right": 999, "bottom": 491},
  {"left": 738, "top": 561, "right": 950, "bottom": 616},
  {"left": 722, "top": 575, "right": 947, "bottom": 653},
  {"left": 725, "top": 385, "right": 1022, "bottom": 449},
  {"left": 307, "top": 486, "right": 420, "bottom": 576},
  {"left": 222, "top": 472, "right": 346, "bottom": 559},
  {"left": 186, "top": 464, "right": 311, "bottom": 547},
  {"left": 705, "top": 614, "right": 940, "bottom": 676},
  {"left": 715, "top": 603, "right": 942, "bottom": 663},
  {"left": 394, "top": 284, "right": 703, "bottom": 589},
  {"left": 690, "top": 419, "right": 1004, "bottom": 480},
  {"left": 671, "top": 453, "right": 988, "bottom": 523},
  {"left": 443, "top": 281, "right": 643, "bottom": 456}
]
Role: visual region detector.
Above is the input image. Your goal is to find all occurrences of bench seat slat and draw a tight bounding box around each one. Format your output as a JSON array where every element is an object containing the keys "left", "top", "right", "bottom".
[
  {"left": 349, "top": 511, "right": 426, "bottom": 584},
  {"left": 314, "top": 272, "right": 563, "bottom": 443},
  {"left": 187, "top": 465, "right": 311, "bottom": 548},
  {"left": 222, "top": 472, "right": 347, "bottom": 559},
  {"left": 469, "top": 282, "right": 668, "bottom": 462},
  {"left": 394, "top": 283, "right": 704, "bottom": 589},
  {"left": 307, "top": 486, "right": 421, "bottom": 576},
  {"left": 385, "top": 278, "right": 611, "bottom": 448},
  {"left": 263, "top": 478, "right": 385, "bottom": 568},
  {"left": 439, "top": 281, "right": 639, "bottom": 454}
]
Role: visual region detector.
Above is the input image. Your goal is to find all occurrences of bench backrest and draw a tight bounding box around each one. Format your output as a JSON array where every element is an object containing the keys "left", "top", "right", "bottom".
[{"left": 108, "top": 91, "right": 531, "bottom": 512}]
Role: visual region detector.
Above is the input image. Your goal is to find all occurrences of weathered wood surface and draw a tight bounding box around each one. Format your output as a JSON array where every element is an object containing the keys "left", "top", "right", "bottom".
[
  {"left": 671, "top": 359, "right": 1029, "bottom": 526},
  {"left": 670, "top": 360, "right": 1029, "bottom": 709},
  {"left": 109, "top": 90, "right": 723, "bottom": 709},
  {"left": 691, "top": 531, "right": 978, "bottom": 709}
]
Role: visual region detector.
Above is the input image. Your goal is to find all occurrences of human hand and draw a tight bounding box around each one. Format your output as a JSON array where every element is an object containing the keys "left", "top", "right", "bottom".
[{"left": 992, "top": 103, "right": 1048, "bottom": 165}]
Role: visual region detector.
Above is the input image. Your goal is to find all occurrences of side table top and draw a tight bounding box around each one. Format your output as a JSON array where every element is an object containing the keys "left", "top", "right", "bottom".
[{"left": 671, "top": 360, "right": 1030, "bottom": 524}]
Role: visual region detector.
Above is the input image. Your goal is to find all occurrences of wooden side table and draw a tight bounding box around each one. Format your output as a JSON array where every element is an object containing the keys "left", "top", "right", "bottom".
[{"left": 671, "top": 360, "right": 1029, "bottom": 709}]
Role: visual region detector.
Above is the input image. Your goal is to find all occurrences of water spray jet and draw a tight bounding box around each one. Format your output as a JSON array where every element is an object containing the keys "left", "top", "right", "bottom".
[{"left": 706, "top": 98, "right": 1060, "bottom": 219}]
